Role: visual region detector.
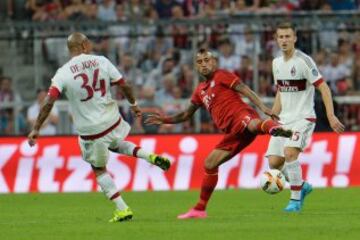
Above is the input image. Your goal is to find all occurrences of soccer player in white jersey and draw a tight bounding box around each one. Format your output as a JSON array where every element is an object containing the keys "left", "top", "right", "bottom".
[
  {"left": 266, "top": 23, "right": 345, "bottom": 212},
  {"left": 27, "top": 32, "right": 171, "bottom": 222}
]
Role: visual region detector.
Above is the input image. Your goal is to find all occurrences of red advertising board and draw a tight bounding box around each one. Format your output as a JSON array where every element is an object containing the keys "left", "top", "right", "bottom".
[{"left": 0, "top": 133, "right": 359, "bottom": 193}]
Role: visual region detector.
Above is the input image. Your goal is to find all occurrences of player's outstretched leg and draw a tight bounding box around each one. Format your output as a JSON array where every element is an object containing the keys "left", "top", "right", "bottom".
[
  {"left": 95, "top": 170, "right": 133, "bottom": 222},
  {"left": 149, "top": 154, "right": 171, "bottom": 171},
  {"left": 177, "top": 167, "right": 218, "bottom": 219},
  {"left": 110, "top": 141, "right": 171, "bottom": 171},
  {"left": 109, "top": 207, "right": 133, "bottom": 223},
  {"left": 255, "top": 119, "right": 293, "bottom": 138}
]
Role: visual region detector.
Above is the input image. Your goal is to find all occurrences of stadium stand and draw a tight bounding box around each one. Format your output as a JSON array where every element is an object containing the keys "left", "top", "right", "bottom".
[{"left": 0, "top": 0, "right": 360, "bottom": 135}]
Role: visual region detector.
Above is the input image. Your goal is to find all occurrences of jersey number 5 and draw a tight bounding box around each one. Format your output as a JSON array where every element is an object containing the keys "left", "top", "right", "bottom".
[{"left": 74, "top": 68, "right": 106, "bottom": 101}]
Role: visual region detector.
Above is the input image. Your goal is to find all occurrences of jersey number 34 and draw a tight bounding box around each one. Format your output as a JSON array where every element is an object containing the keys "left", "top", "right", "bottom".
[{"left": 74, "top": 68, "right": 106, "bottom": 102}]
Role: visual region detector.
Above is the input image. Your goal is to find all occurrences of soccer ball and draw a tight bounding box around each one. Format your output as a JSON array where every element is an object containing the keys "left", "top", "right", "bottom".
[{"left": 260, "top": 169, "right": 286, "bottom": 194}]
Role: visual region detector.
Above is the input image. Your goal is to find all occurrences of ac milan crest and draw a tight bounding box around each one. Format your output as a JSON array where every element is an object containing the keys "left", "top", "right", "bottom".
[{"left": 290, "top": 66, "right": 296, "bottom": 76}]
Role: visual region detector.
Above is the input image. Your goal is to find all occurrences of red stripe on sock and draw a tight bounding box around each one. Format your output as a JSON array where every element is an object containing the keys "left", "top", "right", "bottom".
[
  {"left": 194, "top": 168, "right": 219, "bottom": 211},
  {"left": 133, "top": 146, "right": 140, "bottom": 157},
  {"left": 261, "top": 119, "right": 280, "bottom": 134},
  {"left": 256, "top": 121, "right": 264, "bottom": 133},
  {"left": 110, "top": 192, "right": 120, "bottom": 200},
  {"left": 290, "top": 185, "right": 302, "bottom": 191},
  {"left": 205, "top": 167, "right": 219, "bottom": 175}
]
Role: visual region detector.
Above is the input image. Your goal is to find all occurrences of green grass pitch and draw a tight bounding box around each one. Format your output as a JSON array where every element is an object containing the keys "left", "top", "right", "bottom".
[{"left": 1, "top": 188, "right": 360, "bottom": 240}]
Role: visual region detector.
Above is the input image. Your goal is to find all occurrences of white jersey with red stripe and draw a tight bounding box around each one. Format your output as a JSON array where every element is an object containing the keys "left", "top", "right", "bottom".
[
  {"left": 50, "top": 54, "right": 124, "bottom": 136},
  {"left": 272, "top": 49, "right": 323, "bottom": 124}
]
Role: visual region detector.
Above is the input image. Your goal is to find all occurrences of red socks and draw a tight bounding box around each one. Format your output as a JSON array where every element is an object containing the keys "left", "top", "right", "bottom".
[
  {"left": 256, "top": 119, "right": 280, "bottom": 134},
  {"left": 194, "top": 168, "right": 219, "bottom": 211}
]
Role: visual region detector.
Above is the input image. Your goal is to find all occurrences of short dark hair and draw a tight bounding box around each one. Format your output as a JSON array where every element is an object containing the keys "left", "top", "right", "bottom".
[
  {"left": 196, "top": 48, "right": 216, "bottom": 59},
  {"left": 276, "top": 22, "right": 296, "bottom": 33},
  {"left": 0, "top": 76, "right": 12, "bottom": 82},
  {"left": 197, "top": 48, "right": 208, "bottom": 54},
  {"left": 218, "top": 38, "right": 231, "bottom": 46}
]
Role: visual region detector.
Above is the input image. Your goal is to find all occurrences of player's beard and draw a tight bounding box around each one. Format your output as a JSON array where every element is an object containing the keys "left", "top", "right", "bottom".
[{"left": 200, "top": 69, "right": 214, "bottom": 80}]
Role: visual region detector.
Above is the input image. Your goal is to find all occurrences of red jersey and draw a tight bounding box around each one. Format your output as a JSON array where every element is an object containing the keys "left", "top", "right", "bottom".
[{"left": 191, "top": 69, "right": 258, "bottom": 134}]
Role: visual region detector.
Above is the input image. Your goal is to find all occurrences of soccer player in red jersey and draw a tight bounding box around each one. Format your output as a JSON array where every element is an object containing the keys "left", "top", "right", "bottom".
[{"left": 145, "top": 48, "right": 293, "bottom": 219}]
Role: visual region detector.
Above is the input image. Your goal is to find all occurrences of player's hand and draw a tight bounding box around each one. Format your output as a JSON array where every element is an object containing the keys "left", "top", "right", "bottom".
[
  {"left": 130, "top": 105, "right": 142, "bottom": 118},
  {"left": 144, "top": 113, "right": 164, "bottom": 125},
  {"left": 328, "top": 115, "right": 345, "bottom": 133},
  {"left": 262, "top": 107, "right": 280, "bottom": 121},
  {"left": 28, "top": 130, "right": 39, "bottom": 147}
]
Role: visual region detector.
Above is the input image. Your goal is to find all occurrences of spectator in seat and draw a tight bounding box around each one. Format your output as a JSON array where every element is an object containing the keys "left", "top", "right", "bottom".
[
  {"left": 27, "top": 88, "right": 59, "bottom": 135},
  {"left": 117, "top": 53, "right": 144, "bottom": 95},
  {"left": 0, "top": 108, "right": 27, "bottom": 135},
  {"left": 154, "top": 0, "right": 177, "bottom": 19},
  {"left": 322, "top": 52, "right": 351, "bottom": 95},
  {"left": 155, "top": 73, "right": 176, "bottom": 105},
  {"left": 351, "top": 56, "right": 360, "bottom": 92},
  {"left": 0, "top": 76, "right": 26, "bottom": 135},
  {"left": 136, "top": 86, "right": 163, "bottom": 134},
  {"left": 0, "top": 76, "right": 22, "bottom": 111},
  {"left": 338, "top": 38, "right": 354, "bottom": 73},
  {"left": 218, "top": 38, "right": 241, "bottom": 72},
  {"left": 63, "top": 0, "right": 87, "bottom": 20},
  {"left": 145, "top": 56, "right": 176, "bottom": 90},
  {"left": 97, "top": 0, "right": 116, "bottom": 21},
  {"left": 235, "top": 55, "right": 253, "bottom": 88},
  {"left": 178, "top": 64, "right": 195, "bottom": 98}
]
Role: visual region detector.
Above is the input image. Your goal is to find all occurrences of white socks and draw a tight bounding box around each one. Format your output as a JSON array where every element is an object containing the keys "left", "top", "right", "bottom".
[
  {"left": 284, "top": 160, "right": 303, "bottom": 200},
  {"left": 114, "top": 141, "right": 151, "bottom": 162},
  {"left": 280, "top": 164, "right": 289, "bottom": 181},
  {"left": 97, "top": 173, "right": 128, "bottom": 210}
]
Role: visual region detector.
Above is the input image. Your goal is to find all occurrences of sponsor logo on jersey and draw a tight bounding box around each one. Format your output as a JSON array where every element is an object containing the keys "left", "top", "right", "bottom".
[
  {"left": 277, "top": 79, "right": 306, "bottom": 92},
  {"left": 210, "top": 80, "right": 215, "bottom": 88}
]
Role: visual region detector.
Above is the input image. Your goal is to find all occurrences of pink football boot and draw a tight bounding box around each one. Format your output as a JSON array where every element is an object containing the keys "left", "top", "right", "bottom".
[{"left": 177, "top": 208, "right": 207, "bottom": 219}]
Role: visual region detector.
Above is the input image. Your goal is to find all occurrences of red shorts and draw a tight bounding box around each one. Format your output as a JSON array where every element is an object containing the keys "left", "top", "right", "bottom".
[
  {"left": 215, "top": 129, "right": 257, "bottom": 157},
  {"left": 215, "top": 110, "right": 259, "bottom": 157}
]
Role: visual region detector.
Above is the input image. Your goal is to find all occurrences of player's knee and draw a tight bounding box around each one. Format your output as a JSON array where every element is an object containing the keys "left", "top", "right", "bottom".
[
  {"left": 247, "top": 119, "right": 260, "bottom": 134},
  {"left": 204, "top": 160, "right": 218, "bottom": 171},
  {"left": 91, "top": 165, "right": 106, "bottom": 176},
  {"left": 268, "top": 156, "right": 285, "bottom": 169},
  {"left": 269, "top": 161, "right": 282, "bottom": 170},
  {"left": 284, "top": 149, "right": 300, "bottom": 161}
]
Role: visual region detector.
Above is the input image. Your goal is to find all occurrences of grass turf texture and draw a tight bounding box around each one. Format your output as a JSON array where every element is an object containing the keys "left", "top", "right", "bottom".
[{"left": 1, "top": 188, "right": 360, "bottom": 240}]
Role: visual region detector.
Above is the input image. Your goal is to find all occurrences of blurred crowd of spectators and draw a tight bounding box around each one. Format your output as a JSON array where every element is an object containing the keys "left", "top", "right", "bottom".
[
  {"left": 1, "top": 0, "right": 360, "bottom": 135},
  {"left": 0, "top": 75, "right": 59, "bottom": 135},
  {"left": 2, "top": 0, "right": 360, "bottom": 22}
]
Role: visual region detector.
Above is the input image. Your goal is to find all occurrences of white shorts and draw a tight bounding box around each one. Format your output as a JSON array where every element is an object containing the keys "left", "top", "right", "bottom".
[
  {"left": 78, "top": 119, "right": 131, "bottom": 167},
  {"left": 265, "top": 119, "right": 316, "bottom": 158}
]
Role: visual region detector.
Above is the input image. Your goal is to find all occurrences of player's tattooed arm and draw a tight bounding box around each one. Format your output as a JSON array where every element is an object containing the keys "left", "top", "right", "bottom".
[
  {"left": 28, "top": 96, "right": 56, "bottom": 146},
  {"left": 118, "top": 82, "right": 137, "bottom": 105},
  {"left": 145, "top": 103, "right": 199, "bottom": 125},
  {"left": 118, "top": 82, "right": 141, "bottom": 117},
  {"left": 233, "top": 83, "right": 279, "bottom": 119},
  {"left": 33, "top": 96, "right": 56, "bottom": 131}
]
